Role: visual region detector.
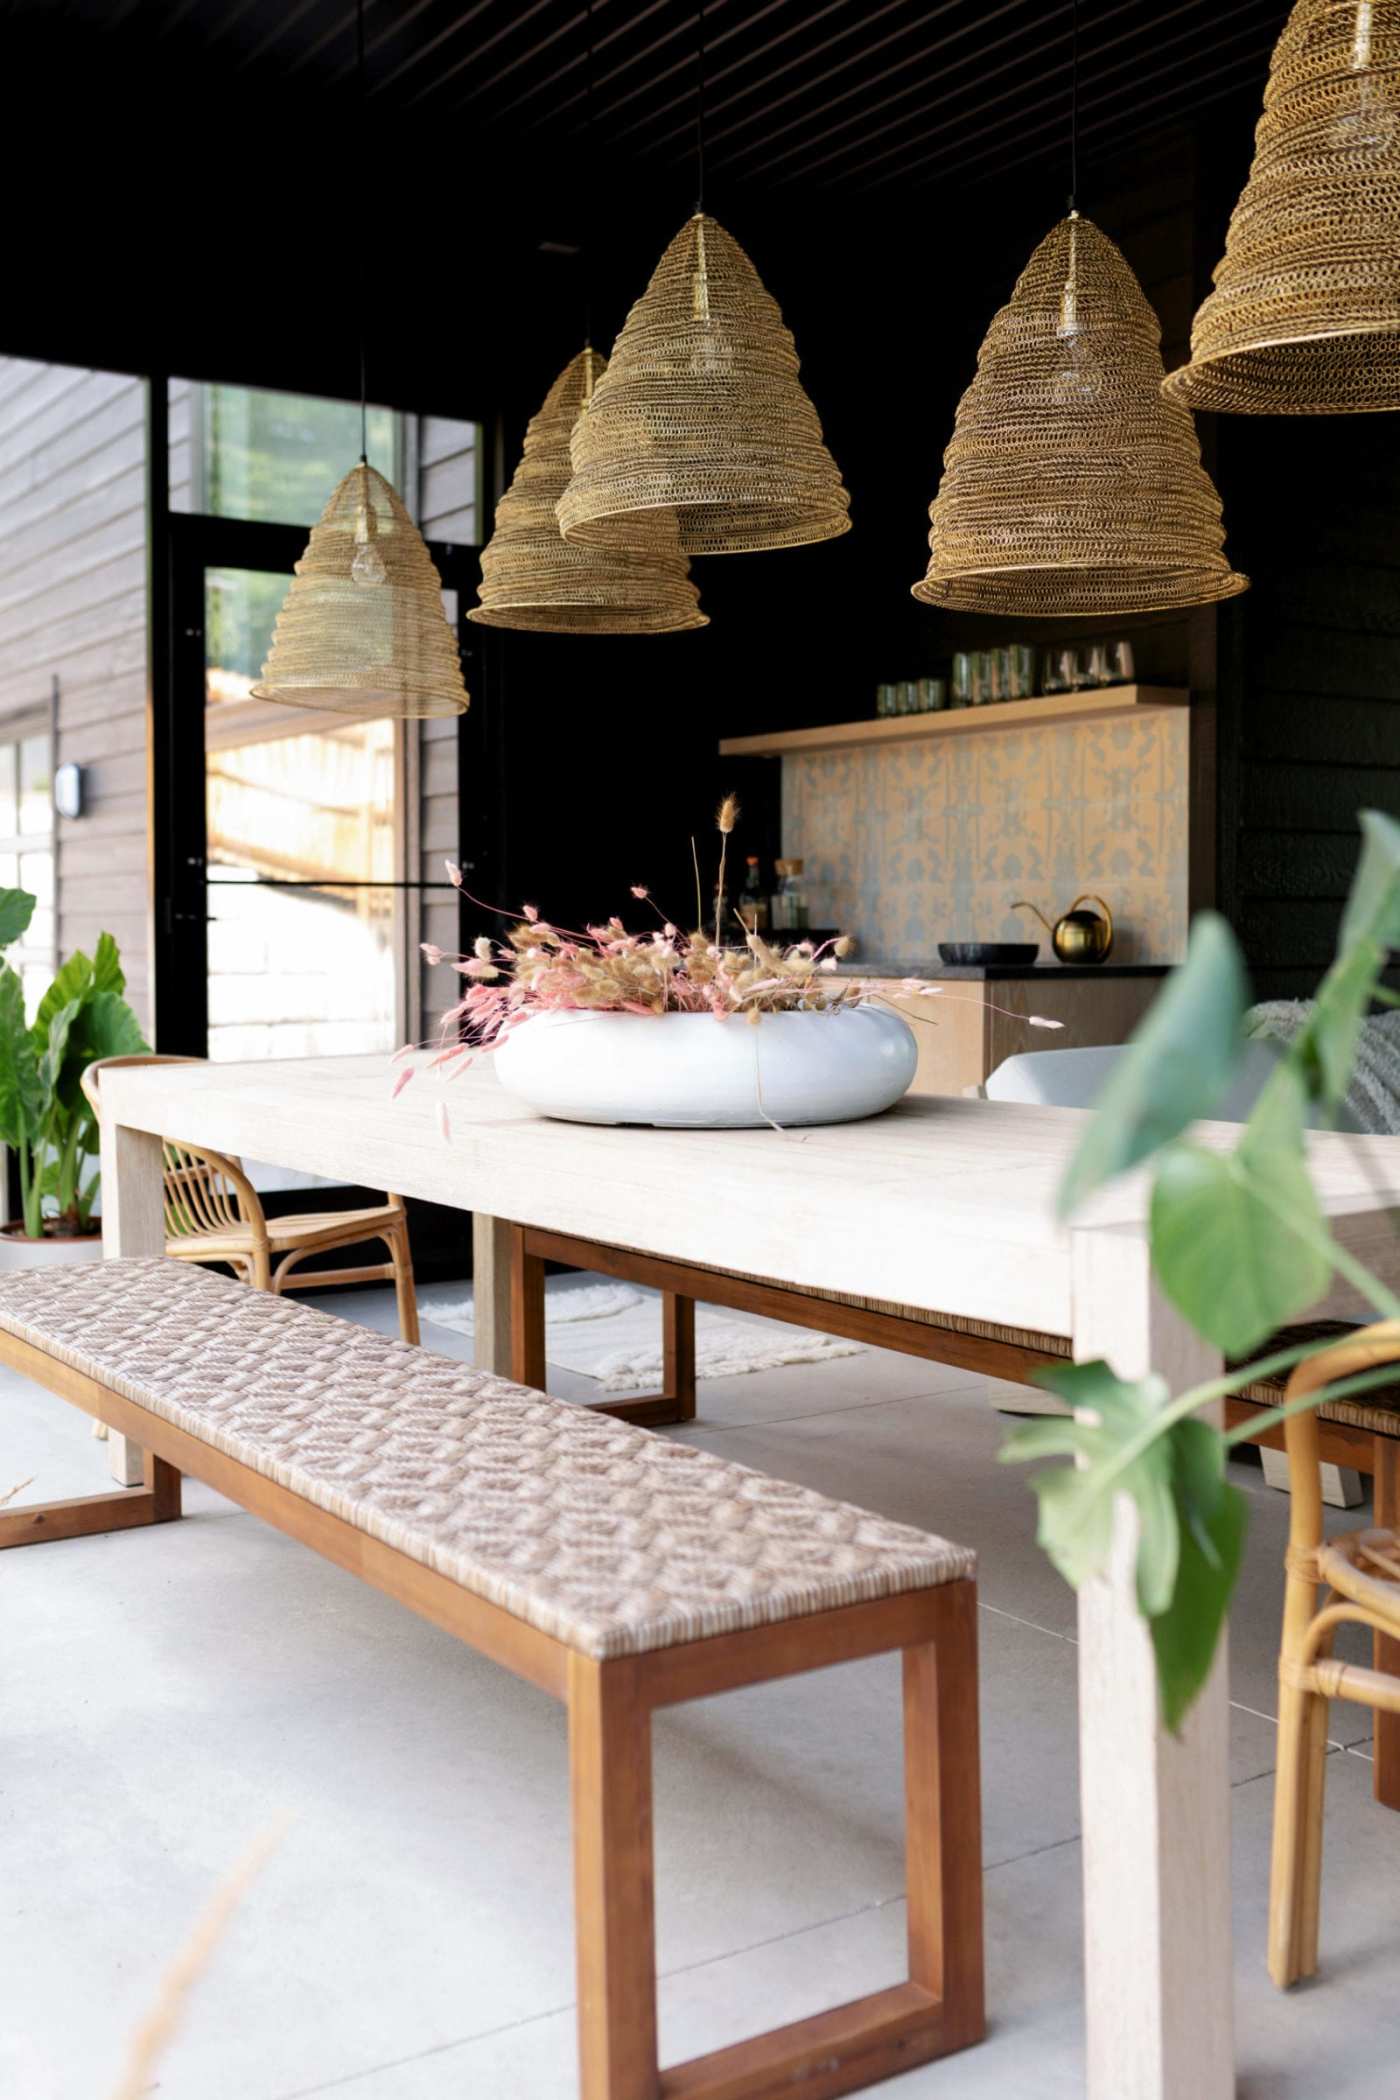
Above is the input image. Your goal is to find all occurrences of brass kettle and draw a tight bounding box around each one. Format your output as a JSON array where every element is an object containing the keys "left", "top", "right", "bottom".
[{"left": 1012, "top": 893, "right": 1114, "bottom": 965}]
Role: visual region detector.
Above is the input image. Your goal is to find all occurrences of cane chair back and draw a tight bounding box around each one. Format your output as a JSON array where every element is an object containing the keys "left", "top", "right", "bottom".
[
  {"left": 81, "top": 1056, "right": 268, "bottom": 1254},
  {"left": 79, "top": 1054, "right": 420, "bottom": 1341}
]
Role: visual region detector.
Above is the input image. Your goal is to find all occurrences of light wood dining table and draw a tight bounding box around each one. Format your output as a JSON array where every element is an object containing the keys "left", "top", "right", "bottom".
[{"left": 94, "top": 1052, "right": 1400, "bottom": 2100}]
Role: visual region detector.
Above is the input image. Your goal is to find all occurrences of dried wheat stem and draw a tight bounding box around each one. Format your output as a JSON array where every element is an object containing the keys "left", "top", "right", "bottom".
[{"left": 108, "top": 1824, "right": 287, "bottom": 2100}]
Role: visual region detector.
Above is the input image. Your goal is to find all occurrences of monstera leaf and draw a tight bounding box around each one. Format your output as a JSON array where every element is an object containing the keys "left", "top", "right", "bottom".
[{"left": 1058, "top": 913, "right": 1250, "bottom": 1218}]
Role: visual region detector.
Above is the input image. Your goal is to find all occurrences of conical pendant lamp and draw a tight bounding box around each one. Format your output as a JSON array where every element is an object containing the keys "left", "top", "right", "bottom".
[
  {"left": 912, "top": 215, "right": 1249, "bottom": 616},
  {"left": 557, "top": 213, "right": 851, "bottom": 556},
  {"left": 1163, "top": 0, "right": 1400, "bottom": 413},
  {"left": 469, "top": 347, "right": 706, "bottom": 633},
  {"left": 251, "top": 461, "right": 469, "bottom": 717}
]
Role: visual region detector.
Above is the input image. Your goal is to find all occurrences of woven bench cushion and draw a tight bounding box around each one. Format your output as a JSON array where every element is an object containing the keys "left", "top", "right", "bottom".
[{"left": 0, "top": 1258, "right": 974, "bottom": 1660}]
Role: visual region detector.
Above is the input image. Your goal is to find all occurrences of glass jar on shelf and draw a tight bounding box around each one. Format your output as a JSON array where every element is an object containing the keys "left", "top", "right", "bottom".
[
  {"left": 771, "top": 858, "right": 811, "bottom": 934},
  {"left": 738, "top": 855, "right": 769, "bottom": 933},
  {"left": 1010, "top": 644, "right": 1037, "bottom": 698}
]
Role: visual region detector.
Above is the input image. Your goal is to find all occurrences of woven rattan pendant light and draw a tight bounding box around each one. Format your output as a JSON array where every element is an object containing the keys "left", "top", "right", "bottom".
[
  {"left": 557, "top": 212, "right": 850, "bottom": 555},
  {"left": 911, "top": 214, "right": 1249, "bottom": 617},
  {"left": 469, "top": 348, "right": 706, "bottom": 633},
  {"left": 252, "top": 461, "right": 469, "bottom": 716},
  {"left": 251, "top": 0, "right": 468, "bottom": 718},
  {"left": 1163, "top": 0, "right": 1400, "bottom": 413},
  {"left": 556, "top": 5, "right": 846, "bottom": 555}
]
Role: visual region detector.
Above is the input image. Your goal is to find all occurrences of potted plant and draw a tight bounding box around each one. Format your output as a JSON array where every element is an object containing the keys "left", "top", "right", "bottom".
[
  {"left": 1002, "top": 808, "right": 1400, "bottom": 1729},
  {"left": 406, "top": 800, "right": 1063, "bottom": 1130},
  {"left": 0, "top": 886, "right": 148, "bottom": 1268}
]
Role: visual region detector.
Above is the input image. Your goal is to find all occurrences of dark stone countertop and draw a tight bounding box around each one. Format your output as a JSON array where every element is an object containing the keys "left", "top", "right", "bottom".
[{"left": 835, "top": 960, "right": 1172, "bottom": 981}]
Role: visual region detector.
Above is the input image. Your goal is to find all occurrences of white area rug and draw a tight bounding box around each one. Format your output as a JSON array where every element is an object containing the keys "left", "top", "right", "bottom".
[{"left": 422, "top": 1277, "right": 864, "bottom": 1394}]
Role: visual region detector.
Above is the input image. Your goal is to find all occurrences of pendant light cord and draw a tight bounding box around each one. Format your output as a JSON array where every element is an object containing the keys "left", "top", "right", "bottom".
[
  {"left": 583, "top": 0, "right": 596, "bottom": 348},
  {"left": 357, "top": 0, "right": 369, "bottom": 462},
  {"left": 1068, "top": 0, "right": 1079, "bottom": 214},
  {"left": 695, "top": 0, "right": 706, "bottom": 213}
]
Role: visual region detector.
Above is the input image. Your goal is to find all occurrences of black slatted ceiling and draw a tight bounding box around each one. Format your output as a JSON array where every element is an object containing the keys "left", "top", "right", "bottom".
[{"left": 33, "top": 0, "right": 1288, "bottom": 204}]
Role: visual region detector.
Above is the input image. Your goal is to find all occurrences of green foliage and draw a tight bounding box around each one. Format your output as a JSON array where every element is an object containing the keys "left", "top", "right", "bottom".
[
  {"left": 1004, "top": 810, "right": 1400, "bottom": 1731},
  {"left": 0, "top": 896, "right": 147, "bottom": 1239},
  {"left": 1151, "top": 1421, "right": 1247, "bottom": 1733},
  {"left": 1003, "top": 1361, "right": 1176, "bottom": 1609},
  {"left": 1149, "top": 1066, "right": 1332, "bottom": 1358},
  {"left": 1057, "top": 913, "right": 1248, "bottom": 1218},
  {"left": 0, "top": 887, "right": 35, "bottom": 950}
]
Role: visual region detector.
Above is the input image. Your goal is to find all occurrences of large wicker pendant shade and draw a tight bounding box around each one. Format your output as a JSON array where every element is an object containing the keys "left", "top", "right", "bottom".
[
  {"left": 468, "top": 348, "right": 706, "bottom": 633},
  {"left": 912, "top": 215, "right": 1249, "bottom": 616},
  {"left": 251, "top": 462, "right": 469, "bottom": 717},
  {"left": 1163, "top": 0, "right": 1400, "bottom": 413},
  {"left": 557, "top": 213, "right": 850, "bottom": 556}
]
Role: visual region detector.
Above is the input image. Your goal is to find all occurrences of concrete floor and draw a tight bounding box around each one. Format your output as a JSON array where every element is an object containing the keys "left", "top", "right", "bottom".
[{"left": 5, "top": 1279, "right": 1400, "bottom": 2099}]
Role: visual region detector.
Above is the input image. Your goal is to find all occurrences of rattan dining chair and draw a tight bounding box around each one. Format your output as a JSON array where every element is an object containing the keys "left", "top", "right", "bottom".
[
  {"left": 1269, "top": 1320, "right": 1400, "bottom": 1988},
  {"left": 81, "top": 1056, "right": 419, "bottom": 1342}
]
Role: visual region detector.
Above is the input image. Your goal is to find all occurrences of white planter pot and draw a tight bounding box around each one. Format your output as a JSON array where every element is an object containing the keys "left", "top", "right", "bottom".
[
  {"left": 492, "top": 1005, "right": 919, "bottom": 1129},
  {"left": 0, "top": 1227, "right": 104, "bottom": 1271}
]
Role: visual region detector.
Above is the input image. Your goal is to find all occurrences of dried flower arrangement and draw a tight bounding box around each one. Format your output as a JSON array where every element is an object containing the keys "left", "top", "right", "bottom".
[{"left": 397, "top": 798, "right": 1062, "bottom": 1110}]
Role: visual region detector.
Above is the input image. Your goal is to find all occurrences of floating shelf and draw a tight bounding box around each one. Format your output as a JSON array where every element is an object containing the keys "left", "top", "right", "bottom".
[{"left": 718, "top": 684, "right": 1188, "bottom": 759}]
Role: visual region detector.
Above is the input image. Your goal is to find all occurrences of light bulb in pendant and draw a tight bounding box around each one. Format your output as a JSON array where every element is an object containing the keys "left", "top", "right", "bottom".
[
  {"left": 1053, "top": 289, "right": 1104, "bottom": 404},
  {"left": 351, "top": 502, "right": 386, "bottom": 586}
]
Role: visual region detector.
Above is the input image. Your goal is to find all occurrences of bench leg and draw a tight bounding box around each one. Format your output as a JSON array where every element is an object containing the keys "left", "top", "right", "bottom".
[
  {"left": 905, "top": 1581, "right": 985, "bottom": 2043},
  {"left": 569, "top": 1654, "right": 658, "bottom": 2100},
  {"left": 0, "top": 1448, "right": 181, "bottom": 1550},
  {"left": 1373, "top": 1438, "right": 1400, "bottom": 1810},
  {"left": 510, "top": 1225, "right": 697, "bottom": 1426},
  {"left": 567, "top": 1585, "right": 984, "bottom": 2100}
]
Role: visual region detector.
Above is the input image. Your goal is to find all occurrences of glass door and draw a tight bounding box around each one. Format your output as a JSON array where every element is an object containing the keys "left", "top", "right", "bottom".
[
  {"left": 203, "top": 560, "right": 401, "bottom": 1061},
  {"left": 162, "top": 512, "right": 478, "bottom": 1063}
]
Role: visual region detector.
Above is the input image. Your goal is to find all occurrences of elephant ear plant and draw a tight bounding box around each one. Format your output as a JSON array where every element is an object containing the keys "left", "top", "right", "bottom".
[
  {"left": 0, "top": 886, "right": 148, "bottom": 1240},
  {"left": 1002, "top": 810, "right": 1400, "bottom": 1731}
]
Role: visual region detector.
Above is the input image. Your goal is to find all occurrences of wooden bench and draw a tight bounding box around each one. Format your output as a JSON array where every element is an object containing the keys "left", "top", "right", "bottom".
[{"left": 0, "top": 1256, "right": 984, "bottom": 2100}]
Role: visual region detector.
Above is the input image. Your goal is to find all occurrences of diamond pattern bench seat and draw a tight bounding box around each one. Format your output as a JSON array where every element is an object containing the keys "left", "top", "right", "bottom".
[{"left": 0, "top": 1256, "right": 973, "bottom": 1660}]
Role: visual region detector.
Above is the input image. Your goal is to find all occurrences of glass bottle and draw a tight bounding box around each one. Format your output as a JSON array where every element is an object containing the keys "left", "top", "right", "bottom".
[
  {"left": 771, "top": 858, "right": 810, "bottom": 934},
  {"left": 738, "top": 855, "right": 769, "bottom": 934}
]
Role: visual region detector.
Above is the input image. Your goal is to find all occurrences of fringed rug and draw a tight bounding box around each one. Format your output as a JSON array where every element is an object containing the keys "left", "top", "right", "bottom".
[{"left": 421, "top": 1277, "right": 864, "bottom": 1395}]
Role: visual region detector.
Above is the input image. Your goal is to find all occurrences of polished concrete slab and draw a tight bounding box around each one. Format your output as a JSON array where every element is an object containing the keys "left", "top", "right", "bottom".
[{"left": 4, "top": 1279, "right": 1399, "bottom": 2098}]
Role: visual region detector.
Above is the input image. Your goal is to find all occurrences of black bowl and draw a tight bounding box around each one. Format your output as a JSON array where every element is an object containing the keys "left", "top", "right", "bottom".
[{"left": 937, "top": 942, "right": 1040, "bottom": 968}]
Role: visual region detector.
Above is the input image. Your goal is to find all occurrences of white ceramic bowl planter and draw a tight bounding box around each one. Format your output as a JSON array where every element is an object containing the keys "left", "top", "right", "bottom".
[
  {"left": 0, "top": 1228, "right": 104, "bottom": 1273},
  {"left": 492, "top": 1005, "right": 918, "bottom": 1128}
]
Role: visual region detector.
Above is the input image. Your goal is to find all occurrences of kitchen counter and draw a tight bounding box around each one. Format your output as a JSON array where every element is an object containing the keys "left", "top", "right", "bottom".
[
  {"left": 836, "top": 961, "right": 1168, "bottom": 1097},
  {"left": 834, "top": 960, "right": 1172, "bottom": 982}
]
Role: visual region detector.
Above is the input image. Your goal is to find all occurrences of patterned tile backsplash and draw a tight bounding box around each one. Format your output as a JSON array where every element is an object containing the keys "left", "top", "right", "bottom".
[{"left": 781, "top": 709, "right": 1189, "bottom": 965}]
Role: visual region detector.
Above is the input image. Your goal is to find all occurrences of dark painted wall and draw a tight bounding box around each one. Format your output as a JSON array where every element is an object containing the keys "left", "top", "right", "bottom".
[{"left": 1214, "top": 413, "right": 1400, "bottom": 999}]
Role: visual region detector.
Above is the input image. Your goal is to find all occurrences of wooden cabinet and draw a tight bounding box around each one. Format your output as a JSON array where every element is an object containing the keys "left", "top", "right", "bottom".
[{"left": 880, "top": 972, "right": 1165, "bottom": 1096}]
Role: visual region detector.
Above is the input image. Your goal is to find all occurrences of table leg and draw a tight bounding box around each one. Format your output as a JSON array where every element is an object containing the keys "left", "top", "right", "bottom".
[
  {"left": 100, "top": 1118, "right": 167, "bottom": 1486},
  {"left": 472, "top": 1212, "right": 515, "bottom": 1376},
  {"left": 1072, "top": 1222, "right": 1233, "bottom": 2100}
]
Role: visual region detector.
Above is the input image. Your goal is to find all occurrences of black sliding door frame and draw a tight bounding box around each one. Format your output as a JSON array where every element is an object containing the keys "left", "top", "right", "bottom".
[{"left": 155, "top": 508, "right": 487, "bottom": 1057}]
